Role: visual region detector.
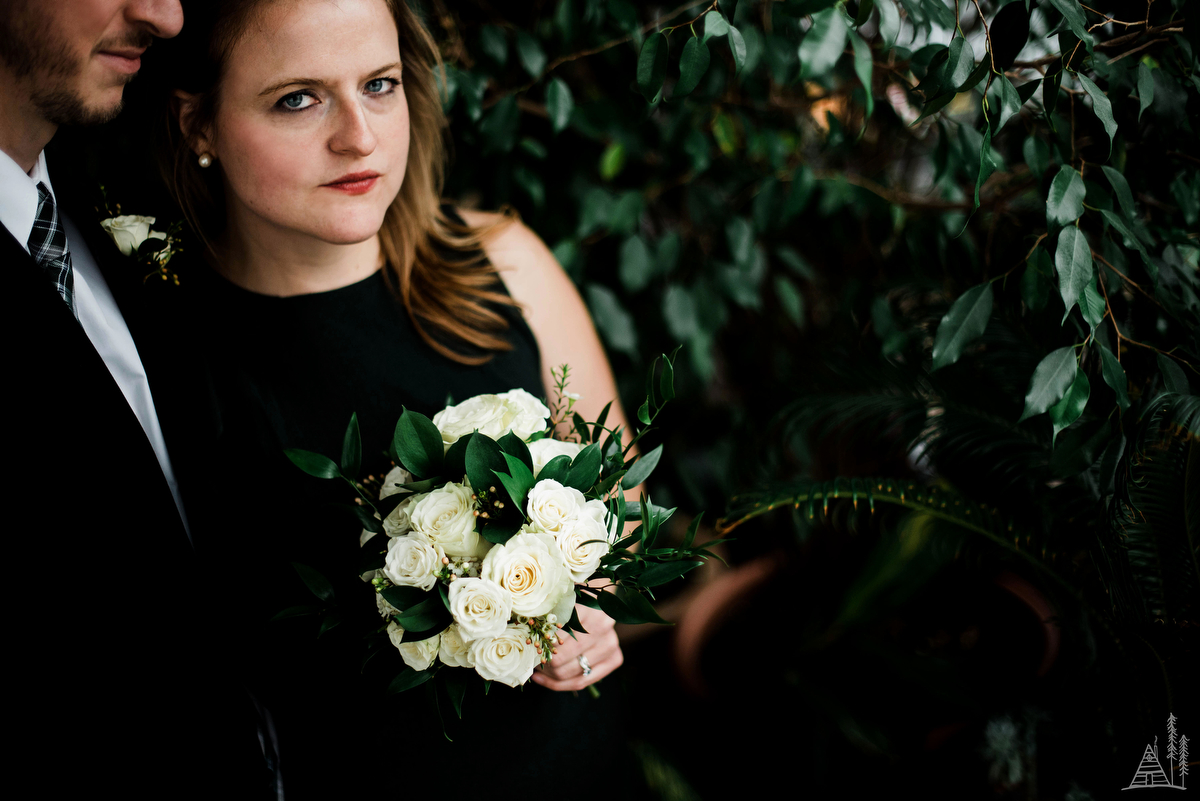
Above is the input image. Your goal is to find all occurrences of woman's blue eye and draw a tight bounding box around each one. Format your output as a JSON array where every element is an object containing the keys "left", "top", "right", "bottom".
[
  {"left": 279, "top": 92, "right": 315, "bottom": 110},
  {"left": 366, "top": 78, "right": 396, "bottom": 94}
]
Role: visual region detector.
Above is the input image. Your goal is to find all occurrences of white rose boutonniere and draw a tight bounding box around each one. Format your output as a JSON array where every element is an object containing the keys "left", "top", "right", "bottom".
[
  {"left": 480, "top": 529, "right": 574, "bottom": 619},
  {"left": 100, "top": 215, "right": 166, "bottom": 256},
  {"left": 447, "top": 577, "right": 512, "bottom": 641},
  {"left": 97, "top": 194, "right": 184, "bottom": 284},
  {"left": 469, "top": 624, "right": 541, "bottom": 687}
]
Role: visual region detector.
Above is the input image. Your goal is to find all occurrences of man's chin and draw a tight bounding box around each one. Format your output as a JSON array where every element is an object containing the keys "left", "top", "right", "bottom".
[{"left": 34, "top": 87, "right": 125, "bottom": 127}]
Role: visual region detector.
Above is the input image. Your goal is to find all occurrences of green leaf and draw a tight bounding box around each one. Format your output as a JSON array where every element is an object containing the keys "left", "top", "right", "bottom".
[
  {"left": 443, "top": 668, "right": 469, "bottom": 719},
  {"left": 618, "top": 586, "right": 671, "bottom": 624},
  {"left": 479, "top": 25, "right": 507, "bottom": 66},
  {"left": 395, "top": 597, "right": 452, "bottom": 633},
  {"left": 585, "top": 284, "right": 638, "bottom": 357},
  {"left": 931, "top": 282, "right": 994, "bottom": 370},
  {"left": 1055, "top": 226, "right": 1095, "bottom": 323},
  {"left": 380, "top": 586, "right": 429, "bottom": 612},
  {"left": 1100, "top": 166, "right": 1136, "bottom": 221},
  {"left": 515, "top": 30, "right": 546, "bottom": 78},
  {"left": 1080, "top": 276, "right": 1106, "bottom": 332},
  {"left": 387, "top": 666, "right": 435, "bottom": 694},
  {"left": 1158, "top": 353, "right": 1191, "bottom": 394},
  {"left": 565, "top": 443, "right": 603, "bottom": 491},
  {"left": 945, "top": 36, "right": 976, "bottom": 90},
  {"left": 659, "top": 356, "right": 676, "bottom": 403},
  {"left": 683, "top": 512, "right": 703, "bottom": 548},
  {"left": 394, "top": 408, "right": 445, "bottom": 480},
  {"left": 479, "top": 95, "right": 520, "bottom": 154},
  {"left": 1049, "top": 369, "right": 1090, "bottom": 444},
  {"left": 592, "top": 401, "right": 613, "bottom": 443},
  {"left": 284, "top": 449, "right": 340, "bottom": 479},
  {"left": 465, "top": 434, "right": 506, "bottom": 497},
  {"left": 637, "top": 33, "right": 668, "bottom": 102},
  {"left": 292, "top": 562, "right": 334, "bottom": 603},
  {"left": 798, "top": 7, "right": 849, "bottom": 79},
  {"left": 1022, "top": 135, "right": 1050, "bottom": 178},
  {"left": 481, "top": 518, "right": 522, "bottom": 545},
  {"left": 1076, "top": 74, "right": 1116, "bottom": 161},
  {"left": 1016, "top": 78, "right": 1041, "bottom": 105},
  {"left": 703, "top": 11, "right": 730, "bottom": 43},
  {"left": 1022, "top": 247, "right": 1054, "bottom": 312},
  {"left": 1099, "top": 343, "right": 1131, "bottom": 411},
  {"left": 1136, "top": 63, "right": 1154, "bottom": 121},
  {"left": 341, "top": 412, "right": 361, "bottom": 478},
  {"left": 1046, "top": 165, "right": 1085, "bottom": 228},
  {"left": 1045, "top": 0, "right": 1093, "bottom": 53},
  {"left": 850, "top": 35, "right": 874, "bottom": 120},
  {"left": 497, "top": 431, "right": 533, "bottom": 470},
  {"left": 599, "top": 142, "right": 626, "bottom": 181},
  {"left": 271, "top": 604, "right": 320, "bottom": 622},
  {"left": 495, "top": 452, "right": 536, "bottom": 516},
  {"left": 995, "top": 75, "right": 1022, "bottom": 132},
  {"left": 1019, "top": 346, "right": 1078, "bottom": 422},
  {"left": 637, "top": 398, "right": 651, "bottom": 425},
  {"left": 1043, "top": 69, "right": 1062, "bottom": 130},
  {"left": 728, "top": 26, "right": 747, "bottom": 75},
  {"left": 974, "top": 126, "right": 1000, "bottom": 210},
  {"left": 675, "top": 36, "right": 711, "bottom": 98},
  {"left": 854, "top": 0, "right": 875, "bottom": 27},
  {"left": 596, "top": 588, "right": 639, "bottom": 624},
  {"left": 635, "top": 560, "right": 703, "bottom": 588},
  {"left": 877, "top": 0, "right": 900, "bottom": 48},
  {"left": 623, "top": 444, "right": 663, "bottom": 488},
  {"left": 545, "top": 78, "right": 574, "bottom": 134},
  {"left": 618, "top": 235, "right": 654, "bottom": 292},
  {"left": 1099, "top": 210, "right": 1153, "bottom": 275},
  {"left": 538, "top": 454, "right": 572, "bottom": 484}
]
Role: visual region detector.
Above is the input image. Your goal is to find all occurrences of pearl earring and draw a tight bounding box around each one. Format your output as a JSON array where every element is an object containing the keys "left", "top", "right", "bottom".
[{"left": 198, "top": 153, "right": 213, "bottom": 168}]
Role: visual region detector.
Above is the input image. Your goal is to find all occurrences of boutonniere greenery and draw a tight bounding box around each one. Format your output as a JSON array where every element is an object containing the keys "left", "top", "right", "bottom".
[{"left": 97, "top": 186, "right": 184, "bottom": 285}]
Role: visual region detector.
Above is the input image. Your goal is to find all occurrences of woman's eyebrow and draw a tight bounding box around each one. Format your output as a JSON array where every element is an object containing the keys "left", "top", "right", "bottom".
[{"left": 258, "top": 62, "right": 403, "bottom": 97}]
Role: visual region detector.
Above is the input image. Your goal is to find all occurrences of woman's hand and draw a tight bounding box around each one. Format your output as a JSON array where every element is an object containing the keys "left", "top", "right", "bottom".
[{"left": 530, "top": 604, "right": 622, "bottom": 692}]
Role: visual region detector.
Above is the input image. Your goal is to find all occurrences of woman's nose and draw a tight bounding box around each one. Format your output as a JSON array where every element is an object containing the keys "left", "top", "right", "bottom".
[{"left": 328, "top": 100, "right": 378, "bottom": 158}]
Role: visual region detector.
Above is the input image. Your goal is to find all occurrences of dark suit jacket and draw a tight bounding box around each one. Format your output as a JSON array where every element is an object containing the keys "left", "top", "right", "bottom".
[{"left": 1, "top": 137, "right": 269, "bottom": 796}]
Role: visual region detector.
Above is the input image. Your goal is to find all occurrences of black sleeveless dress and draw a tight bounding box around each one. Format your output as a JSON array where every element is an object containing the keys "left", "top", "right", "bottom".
[{"left": 172, "top": 216, "right": 628, "bottom": 798}]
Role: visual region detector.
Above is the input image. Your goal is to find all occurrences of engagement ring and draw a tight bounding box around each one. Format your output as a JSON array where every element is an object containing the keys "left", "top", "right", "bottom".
[{"left": 578, "top": 654, "right": 593, "bottom": 677}]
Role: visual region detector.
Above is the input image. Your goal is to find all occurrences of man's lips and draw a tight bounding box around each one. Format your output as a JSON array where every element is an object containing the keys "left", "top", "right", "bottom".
[
  {"left": 321, "top": 172, "right": 381, "bottom": 195},
  {"left": 96, "top": 48, "right": 145, "bottom": 74}
]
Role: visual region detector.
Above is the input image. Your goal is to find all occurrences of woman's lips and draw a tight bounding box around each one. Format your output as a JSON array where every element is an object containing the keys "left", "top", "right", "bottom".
[
  {"left": 322, "top": 172, "right": 381, "bottom": 196},
  {"left": 96, "top": 49, "right": 144, "bottom": 74}
]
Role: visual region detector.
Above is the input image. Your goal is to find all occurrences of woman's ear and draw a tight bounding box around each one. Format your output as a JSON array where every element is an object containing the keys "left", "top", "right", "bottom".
[{"left": 173, "top": 90, "right": 216, "bottom": 158}]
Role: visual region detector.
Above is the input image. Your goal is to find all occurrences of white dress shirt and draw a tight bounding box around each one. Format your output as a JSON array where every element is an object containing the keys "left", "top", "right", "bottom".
[{"left": 1, "top": 148, "right": 189, "bottom": 532}]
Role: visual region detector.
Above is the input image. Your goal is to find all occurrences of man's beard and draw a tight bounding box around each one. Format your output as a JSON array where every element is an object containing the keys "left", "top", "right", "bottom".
[{"left": 0, "top": 4, "right": 143, "bottom": 127}]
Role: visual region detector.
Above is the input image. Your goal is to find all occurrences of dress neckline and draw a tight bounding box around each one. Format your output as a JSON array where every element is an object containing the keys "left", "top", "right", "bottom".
[{"left": 199, "top": 262, "right": 386, "bottom": 305}]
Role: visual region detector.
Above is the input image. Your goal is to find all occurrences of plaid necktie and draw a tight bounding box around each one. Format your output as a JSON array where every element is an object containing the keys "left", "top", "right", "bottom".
[{"left": 27, "top": 182, "right": 76, "bottom": 316}]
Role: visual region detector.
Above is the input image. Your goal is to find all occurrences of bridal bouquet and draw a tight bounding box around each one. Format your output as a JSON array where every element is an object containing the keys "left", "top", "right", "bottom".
[{"left": 283, "top": 353, "right": 719, "bottom": 708}]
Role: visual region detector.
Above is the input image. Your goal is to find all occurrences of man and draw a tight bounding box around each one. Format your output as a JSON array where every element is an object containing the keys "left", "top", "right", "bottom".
[{"left": 0, "top": 3, "right": 271, "bottom": 795}]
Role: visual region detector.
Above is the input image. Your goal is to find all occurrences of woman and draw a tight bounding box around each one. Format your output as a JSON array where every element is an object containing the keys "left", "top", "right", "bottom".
[{"left": 154, "top": 0, "right": 633, "bottom": 794}]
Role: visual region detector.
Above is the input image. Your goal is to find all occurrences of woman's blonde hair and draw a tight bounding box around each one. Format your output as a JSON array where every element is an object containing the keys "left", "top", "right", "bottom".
[{"left": 158, "top": 0, "right": 515, "bottom": 364}]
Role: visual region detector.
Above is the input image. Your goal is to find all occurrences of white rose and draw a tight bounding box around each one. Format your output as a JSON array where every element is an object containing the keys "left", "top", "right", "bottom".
[
  {"left": 387, "top": 620, "right": 406, "bottom": 650},
  {"left": 555, "top": 513, "right": 611, "bottom": 583},
  {"left": 382, "top": 495, "right": 417, "bottom": 537},
  {"left": 376, "top": 591, "right": 401, "bottom": 618},
  {"left": 527, "top": 438, "right": 584, "bottom": 477},
  {"left": 398, "top": 631, "right": 440, "bottom": 672},
  {"left": 99, "top": 215, "right": 165, "bottom": 257},
  {"left": 470, "top": 624, "right": 541, "bottom": 687},
  {"left": 382, "top": 533, "right": 442, "bottom": 591},
  {"left": 526, "top": 479, "right": 586, "bottom": 533},
  {"left": 409, "top": 482, "right": 489, "bottom": 557},
  {"left": 497, "top": 389, "right": 551, "bottom": 441},
  {"left": 480, "top": 529, "right": 574, "bottom": 618},
  {"left": 432, "top": 390, "right": 551, "bottom": 446},
  {"left": 438, "top": 624, "right": 476, "bottom": 668},
  {"left": 448, "top": 577, "right": 513, "bottom": 641},
  {"left": 379, "top": 465, "right": 414, "bottom": 499},
  {"left": 582, "top": 498, "right": 618, "bottom": 541}
]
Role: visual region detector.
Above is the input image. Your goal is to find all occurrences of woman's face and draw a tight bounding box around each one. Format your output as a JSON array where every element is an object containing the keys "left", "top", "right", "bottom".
[{"left": 206, "top": 0, "right": 408, "bottom": 245}]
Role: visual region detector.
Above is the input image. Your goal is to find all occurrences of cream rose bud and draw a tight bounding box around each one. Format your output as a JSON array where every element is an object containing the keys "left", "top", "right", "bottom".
[
  {"left": 381, "top": 495, "right": 417, "bottom": 537},
  {"left": 526, "top": 479, "right": 587, "bottom": 533},
  {"left": 481, "top": 529, "right": 574, "bottom": 618},
  {"left": 555, "top": 513, "right": 611, "bottom": 583},
  {"left": 470, "top": 624, "right": 541, "bottom": 687},
  {"left": 383, "top": 534, "right": 442, "bottom": 591},
  {"left": 409, "top": 482, "right": 490, "bottom": 557},
  {"left": 448, "top": 577, "right": 512, "bottom": 640},
  {"left": 99, "top": 215, "right": 162, "bottom": 256},
  {"left": 497, "top": 389, "right": 551, "bottom": 442},
  {"left": 438, "top": 624, "right": 475, "bottom": 668},
  {"left": 527, "top": 438, "right": 584, "bottom": 477},
  {"left": 379, "top": 465, "right": 414, "bottom": 499},
  {"left": 398, "top": 631, "right": 441, "bottom": 672}
]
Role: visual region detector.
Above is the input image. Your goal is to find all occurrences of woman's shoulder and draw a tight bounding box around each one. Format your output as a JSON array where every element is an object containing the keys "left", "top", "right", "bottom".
[{"left": 453, "top": 208, "right": 573, "bottom": 313}]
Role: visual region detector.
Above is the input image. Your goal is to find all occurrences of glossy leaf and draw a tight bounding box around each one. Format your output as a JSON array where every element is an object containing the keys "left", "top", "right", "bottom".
[
  {"left": 1099, "top": 344, "right": 1131, "bottom": 411},
  {"left": 1101, "top": 166, "right": 1136, "bottom": 221},
  {"left": 995, "top": 75, "right": 1022, "bottom": 132},
  {"left": 1049, "top": 369, "right": 1090, "bottom": 445},
  {"left": 728, "top": 26, "right": 748, "bottom": 75},
  {"left": 393, "top": 409, "right": 444, "bottom": 480},
  {"left": 1077, "top": 74, "right": 1116, "bottom": 160},
  {"left": 1021, "top": 247, "right": 1054, "bottom": 312},
  {"left": 1046, "top": 165, "right": 1085, "bottom": 228},
  {"left": 1045, "top": 0, "right": 1093, "bottom": 52},
  {"left": 1136, "top": 63, "right": 1155, "bottom": 121},
  {"left": 465, "top": 434, "right": 506, "bottom": 497},
  {"left": 798, "top": 8, "right": 849, "bottom": 79},
  {"left": 675, "top": 37, "right": 711, "bottom": 98},
  {"left": 1099, "top": 210, "right": 1153, "bottom": 271},
  {"left": 537, "top": 454, "right": 572, "bottom": 484},
  {"left": 931, "top": 282, "right": 993, "bottom": 370},
  {"left": 1158, "top": 354, "right": 1191, "bottom": 394},
  {"left": 515, "top": 30, "right": 546, "bottom": 78},
  {"left": 946, "top": 36, "right": 976, "bottom": 90},
  {"left": 703, "top": 11, "right": 730, "bottom": 43},
  {"left": 851, "top": 35, "right": 874, "bottom": 120},
  {"left": 565, "top": 443, "right": 603, "bottom": 491},
  {"left": 545, "top": 78, "right": 574, "bottom": 134},
  {"left": 1081, "top": 276, "right": 1106, "bottom": 332},
  {"left": 877, "top": 0, "right": 900, "bottom": 48},
  {"left": 975, "top": 127, "right": 1000, "bottom": 209},
  {"left": 387, "top": 666, "right": 435, "bottom": 695},
  {"left": 623, "top": 444, "right": 664, "bottom": 489},
  {"left": 1019, "top": 346, "right": 1078, "bottom": 422},
  {"left": 1023, "top": 136, "right": 1049, "bottom": 178},
  {"left": 637, "top": 33, "right": 669, "bottom": 102},
  {"left": 341, "top": 413, "right": 361, "bottom": 479},
  {"left": 479, "top": 95, "right": 519, "bottom": 154},
  {"left": 284, "top": 449, "right": 340, "bottom": 480},
  {"left": 495, "top": 453, "right": 536, "bottom": 515},
  {"left": 292, "top": 562, "right": 334, "bottom": 603},
  {"left": 1055, "top": 227, "right": 1094, "bottom": 323}
]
